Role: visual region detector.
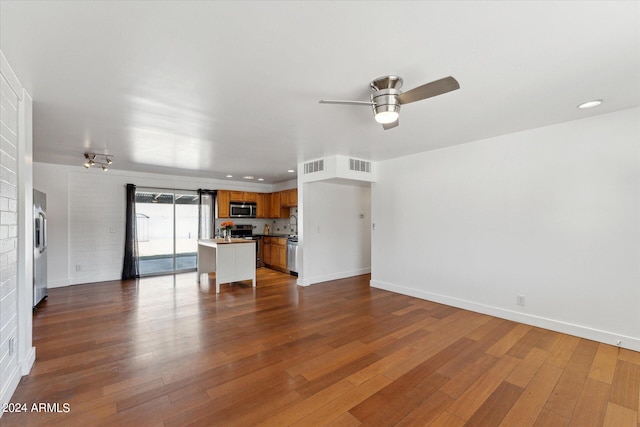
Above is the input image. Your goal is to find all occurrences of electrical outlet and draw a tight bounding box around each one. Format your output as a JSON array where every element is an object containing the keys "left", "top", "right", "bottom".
[
  {"left": 8, "top": 337, "right": 15, "bottom": 355},
  {"left": 616, "top": 339, "right": 622, "bottom": 346},
  {"left": 76, "top": 264, "right": 81, "bottom": 272},
  {"left": 517, "top": 294, "right": 526, "bottom": 306}
]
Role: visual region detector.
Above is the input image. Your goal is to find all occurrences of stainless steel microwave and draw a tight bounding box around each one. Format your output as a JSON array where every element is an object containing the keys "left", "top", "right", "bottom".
[{"left": 230, "top": 202, "right": 257, "bottom": 218}]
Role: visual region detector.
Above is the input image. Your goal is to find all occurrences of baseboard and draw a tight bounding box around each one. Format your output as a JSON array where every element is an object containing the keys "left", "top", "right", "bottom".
[
  {"left": 300, "top": 267, "right": 371, "bottom": 286},
  {"left": 21, "top": 346, "right": 35, "bottom": 375},
  {"left": 48, "top": 279, "right": 70, "bottom": 288},
  {"left": 370, "top": 279, "right": 640, "bottom": 352}
]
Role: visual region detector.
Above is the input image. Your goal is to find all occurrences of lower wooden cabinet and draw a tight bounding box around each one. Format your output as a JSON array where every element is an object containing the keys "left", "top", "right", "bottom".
[{"left": 263, "top": 237, "right": 287, "bottom": 272}]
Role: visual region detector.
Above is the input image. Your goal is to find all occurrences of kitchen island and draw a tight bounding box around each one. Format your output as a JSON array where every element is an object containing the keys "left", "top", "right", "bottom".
[{"left": 197, "top": 239, "right": 256, "bottom": 293}]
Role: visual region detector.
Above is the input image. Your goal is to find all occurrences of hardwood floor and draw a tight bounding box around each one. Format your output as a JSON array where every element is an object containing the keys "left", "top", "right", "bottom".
[{"left": 3, "top": 269, "right": 639, "bottom": 426}]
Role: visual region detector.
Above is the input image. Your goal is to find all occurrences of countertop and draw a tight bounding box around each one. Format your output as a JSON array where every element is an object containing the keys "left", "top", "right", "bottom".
[
  {"left": 254, "top": 234, "right": 291, "bottom": 238},
  {"left": 198, "top": 238, "right": 256, "bottom": 246}
]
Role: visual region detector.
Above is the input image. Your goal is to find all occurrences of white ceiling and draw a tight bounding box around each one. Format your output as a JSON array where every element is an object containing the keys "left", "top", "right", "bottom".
[{"left": 1, "top": 1, "right": 638, "bottom": 183}]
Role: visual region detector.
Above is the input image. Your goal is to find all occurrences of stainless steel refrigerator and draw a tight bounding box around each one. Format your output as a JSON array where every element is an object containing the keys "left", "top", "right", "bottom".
[{"left": 33, "top": 189, "right": 48, "bottom": 307}]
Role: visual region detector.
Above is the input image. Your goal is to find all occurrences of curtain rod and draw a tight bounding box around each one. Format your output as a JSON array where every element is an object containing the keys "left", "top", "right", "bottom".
[{"left": 127, "top": 184, "right": 216, "bottom": 192}]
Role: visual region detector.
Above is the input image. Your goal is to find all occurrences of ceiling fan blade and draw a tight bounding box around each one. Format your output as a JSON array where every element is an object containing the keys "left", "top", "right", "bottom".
[
  {"left": 382, "top": 119, "right": 399, "bottom": 130},
  {"left": 397, "top": 76, "right": 460, "bottom": 105},
  {"left": 319, "top": 100, "right": 373, "bottom": 106}
]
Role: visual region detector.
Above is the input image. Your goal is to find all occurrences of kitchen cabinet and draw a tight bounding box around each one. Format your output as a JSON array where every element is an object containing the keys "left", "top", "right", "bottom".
[
  {"left": 243, "top": 192, "right": 257, "bottom": 202},
  {"left": 229, "top": 191, "right": 258, "bottom": 203},
  {"left": 263, "top": 237, "right": 287, "bottom": 272},
  {"left": 229, "top": 191, "right": 244, "bottom": 202},
  {"left": 263, "top": 239, "right": 271, "bottom": 264},
  {"left": 197, "top": 239, "right": 256, "bottom": 293},
  {"left": 217, "top": 190, "right": 230, "bottom": 218},
  {"left": 256, "top": 193, "right": 270, "bottom": 218},
  {"left": 218, "top": 189, "right": 296, "bottom": 219},
  {"left": 282, "top": 188, "right": 298, "bottom": 207},
  {"left": 269, "top": 192, "right": 284, "bottom": 218}
]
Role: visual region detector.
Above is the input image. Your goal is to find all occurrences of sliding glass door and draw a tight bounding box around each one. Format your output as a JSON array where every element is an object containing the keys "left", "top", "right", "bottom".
[{"left": 135, "top": 188, "right": 199, "bottom": 275}]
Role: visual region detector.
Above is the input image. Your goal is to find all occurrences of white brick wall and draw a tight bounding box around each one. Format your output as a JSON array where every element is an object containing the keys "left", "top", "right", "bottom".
[{"left": 0, "top": 65, "right": 19, "bottom": 405}]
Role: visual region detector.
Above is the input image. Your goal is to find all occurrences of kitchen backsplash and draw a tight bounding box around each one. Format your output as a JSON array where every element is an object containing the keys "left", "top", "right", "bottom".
[{"left": 215, "top": 207, "right": 298, "bottom": 237}]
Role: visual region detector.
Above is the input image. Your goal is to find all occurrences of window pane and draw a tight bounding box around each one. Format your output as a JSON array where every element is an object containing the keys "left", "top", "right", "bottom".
[
  {"left": 136, "top": 190, "right": 175, "bottom": 275},
  {"left": 175, "top": 192, "right": 199, "bottom": 270}
]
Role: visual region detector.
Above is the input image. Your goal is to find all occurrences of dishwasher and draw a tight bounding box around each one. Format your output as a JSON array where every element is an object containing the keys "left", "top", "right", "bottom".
[{"left": 286, "top": 236, "right": 298, "bottom": 276}]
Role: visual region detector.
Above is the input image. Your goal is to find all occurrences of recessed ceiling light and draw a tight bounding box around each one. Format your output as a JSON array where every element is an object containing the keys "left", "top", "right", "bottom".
[
  {"left": 226, "top": 174, "right": 233, "bottom": 178},
  {"left": 257, "top": 178, "right": 264, "bottom": 181},
  {"left": 578, "top": 100, "right": 603, "bottom": 109},
  {"left": 287, "top": 169, "right": 295, "bottom": 173},
  {"left": 243, "top": 176, "right": 254, "bottom": 180}
]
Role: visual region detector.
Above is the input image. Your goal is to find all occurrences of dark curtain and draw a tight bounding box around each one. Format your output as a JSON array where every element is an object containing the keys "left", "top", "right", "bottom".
[
  {"left": 122, "top": 183, "right": 140, "bottom": 280},
  {"left": 198, "top": 189, "right": 216, "bottom": 239}
]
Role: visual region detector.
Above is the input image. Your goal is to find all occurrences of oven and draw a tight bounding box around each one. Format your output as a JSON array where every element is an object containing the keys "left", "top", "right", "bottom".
[{"left": 230, "top": 224, "right": 262, "bottom": 267}]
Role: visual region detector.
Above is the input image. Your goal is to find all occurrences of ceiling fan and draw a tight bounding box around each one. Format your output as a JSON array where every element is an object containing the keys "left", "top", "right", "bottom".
[{"left": 319, "top": 75, "right": 460, "bottom": 130}]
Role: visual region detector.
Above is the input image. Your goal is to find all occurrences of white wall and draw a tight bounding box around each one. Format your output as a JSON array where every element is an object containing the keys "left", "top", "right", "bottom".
[
  {"left": 300, "top": 180, "right": 371, "bottom": 285},
  {"left": 371, "top": 107, "right": 640, "bottom": 351},
  {"left": 33, "top": 163, "right": 273, "bottom": 286},
  {"left": 0, "top": 51, "right": 34, "bottom": 414}
]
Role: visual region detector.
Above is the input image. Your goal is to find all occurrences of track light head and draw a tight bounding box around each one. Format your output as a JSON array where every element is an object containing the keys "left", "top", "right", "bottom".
[{"left": 83, "top": 152, "right": 113, "bottom": 171}]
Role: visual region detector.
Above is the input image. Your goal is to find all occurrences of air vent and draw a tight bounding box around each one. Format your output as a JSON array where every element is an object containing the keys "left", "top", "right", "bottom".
[
  {"left": 304, "top": 159, "right": 325, "bottom": 174},
  {"left": 349, "top": 158, "right": 371, "bottom": 173}
]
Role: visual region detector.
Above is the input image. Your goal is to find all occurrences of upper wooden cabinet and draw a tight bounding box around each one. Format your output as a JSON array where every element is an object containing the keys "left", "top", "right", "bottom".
[
  {"left": 228, "top": 191, "right": 243, "bottom": 202},
  {"left": 217, "top": 188, "right": 296, "bottom": 218},
  {"left": 269, "top": 192, "right": 282, "bottom": 218},
  {"left": 268, "top": 192, "right": 291, "bottom": 218},
  {"left": 282, "top": 188, "right": 298, "bottom": 207},
  {"left": 217, "top": 190, "right": 230, "bottom": 218},
  {"left": 229, "top": 191, "right": 258, "bottom": 203},
  {"left": 256, "top": 193, "right": 270, "bottom": 218},
  {"left": 243, "top": 192, "right": 257, "bottom": 202}
]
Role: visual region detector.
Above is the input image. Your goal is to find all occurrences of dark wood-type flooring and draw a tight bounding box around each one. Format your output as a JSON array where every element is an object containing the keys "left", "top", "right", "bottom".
[{"left": 3, "top": 269, "right": 639, "bottom": 426}]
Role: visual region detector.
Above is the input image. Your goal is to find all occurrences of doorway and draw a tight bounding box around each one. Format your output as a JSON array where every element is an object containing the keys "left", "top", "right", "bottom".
[{"left": 134, "top": 188, "right": 199, "bottom": 275}]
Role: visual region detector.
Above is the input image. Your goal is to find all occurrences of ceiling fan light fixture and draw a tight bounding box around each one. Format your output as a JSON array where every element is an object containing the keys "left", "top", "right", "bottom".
[
  {"left": 320, "top": 75, "right": 459, "bottom": 130},
  {"left": 374, "top": 105, "right": 400, "bottom": 124}
]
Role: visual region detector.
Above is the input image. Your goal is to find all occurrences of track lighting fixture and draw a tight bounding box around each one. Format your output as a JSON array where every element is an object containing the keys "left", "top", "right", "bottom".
[{"left": 83, "top": 153, "right": 113, "bottom": 171}]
